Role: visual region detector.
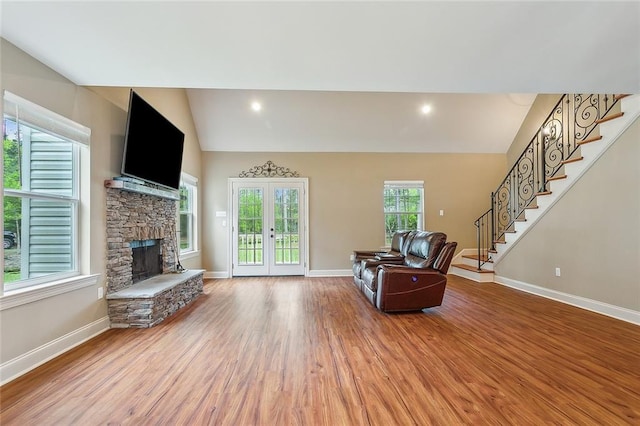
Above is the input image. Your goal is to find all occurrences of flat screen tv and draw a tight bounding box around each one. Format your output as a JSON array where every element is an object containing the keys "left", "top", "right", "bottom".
[{"left": 121, "top": 90, "right": 185, "bottom": 190}]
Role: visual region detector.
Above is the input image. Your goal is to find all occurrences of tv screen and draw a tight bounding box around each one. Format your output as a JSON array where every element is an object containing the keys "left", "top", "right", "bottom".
[{"left": 121, "top": 90, "right": 185, "bottom": 190}]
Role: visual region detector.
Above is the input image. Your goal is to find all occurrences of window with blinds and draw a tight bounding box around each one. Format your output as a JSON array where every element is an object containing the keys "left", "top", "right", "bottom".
[{"left": 3, "top": 91, "right": 89, "bottom": 291}]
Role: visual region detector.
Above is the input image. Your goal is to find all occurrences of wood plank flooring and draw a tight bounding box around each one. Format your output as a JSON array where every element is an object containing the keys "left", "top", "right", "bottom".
[{"left": 1, "top": 275, "right": 639, "bottom": 425}]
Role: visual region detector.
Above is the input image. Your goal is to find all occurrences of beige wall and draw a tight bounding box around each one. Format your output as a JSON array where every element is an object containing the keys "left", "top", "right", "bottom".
[
  {"left": 202, "top": 152, "right": 507, "bottom": 274},
  {"left": 1, "top": 39, "right": 119, "bottom": 364},
  {"left": 88, "top": 86, "right": 203, "bottom": 270},
  {"left": 506, "top": 94, "right": 562, "bottom": 169},
  {"left": 0, "top": 40, "right": 203, "bottom": 369},
  {"left": 496, "top": 117, "right": 640, "bottom": 311}
]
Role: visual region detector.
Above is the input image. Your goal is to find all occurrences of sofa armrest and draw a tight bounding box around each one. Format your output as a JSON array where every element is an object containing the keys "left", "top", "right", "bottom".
[
  {"left": 353, "top": 250, "right": 388, "bottom": 261},
  {"left": 375, "top": 264, "right": 447, "bottom": 312},
  {"left": 361, "top": 257, "right": 405, "bottom": 270},
  {"left": 353, "top": 250, "right": 377, "bottom": 260},
  {"left": 375, "top": 253, "right": 404, "bottom": 261},
  {"left": 377, "top": 264, "right": 443, "bottom": 281},
  {"left": 433, "top": 242, "right": 457, "bottom": 274}
]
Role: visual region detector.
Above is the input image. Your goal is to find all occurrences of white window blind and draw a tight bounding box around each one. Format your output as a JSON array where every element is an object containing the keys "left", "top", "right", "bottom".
[{"left": 3, "top": 91, "right": 91, "bottom": 146}]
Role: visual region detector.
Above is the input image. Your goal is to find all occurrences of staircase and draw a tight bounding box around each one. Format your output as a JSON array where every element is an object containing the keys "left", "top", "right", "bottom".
[{"left": 449, "top": 93, "right": 640, "bottom": 282}]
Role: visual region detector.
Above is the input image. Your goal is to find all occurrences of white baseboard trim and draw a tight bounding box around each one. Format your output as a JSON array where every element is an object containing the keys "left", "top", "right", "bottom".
[
  {"left": 307, "top": 269, "right": 352, "bottom": 277},
  {"left": 0, "top": 316, "right": 110, "bottom": 386},
  {"left": 205, "top": 270, "right": 352, "bottom": 279},
  {"left": 451, "top": 248, "right": 477, "bottom": 263},
  {"left": 204, "top": 271, "right": 229, "bottom": 279},
  {"left": 494, "top": 275, "right": 640, "bottom": 326}
]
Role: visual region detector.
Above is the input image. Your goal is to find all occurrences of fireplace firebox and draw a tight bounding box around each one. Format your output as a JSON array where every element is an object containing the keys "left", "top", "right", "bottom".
[{"left": 131, "top": 239, "right": 162, "bottom": 283}]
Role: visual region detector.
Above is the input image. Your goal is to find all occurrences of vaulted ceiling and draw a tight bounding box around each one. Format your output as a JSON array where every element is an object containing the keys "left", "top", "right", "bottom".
[{"left": 2, "top": 1, "right": 638, "bottom": 153}]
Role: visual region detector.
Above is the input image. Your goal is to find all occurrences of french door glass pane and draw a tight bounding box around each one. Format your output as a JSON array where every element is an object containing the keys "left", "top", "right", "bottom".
[
  {"left": 274, "top": 188, "right": 299, "bottom": 265},
  {"left": 237, "top": 188, "right": 263, "bottom": 265}
]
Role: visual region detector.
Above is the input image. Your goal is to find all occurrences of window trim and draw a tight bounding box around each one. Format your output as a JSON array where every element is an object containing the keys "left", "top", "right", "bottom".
[
  {"left": 0, "top": 274, "right": 100, "bottom": 311},
  {"left": 2, "top": 91, "right": 90, "bottom": 296},
  {"left": 178, "top": 172, "right": 198, "bottom": 257}
]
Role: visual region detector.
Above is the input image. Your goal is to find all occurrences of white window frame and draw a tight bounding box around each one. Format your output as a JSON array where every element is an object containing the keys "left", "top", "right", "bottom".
[
  {"left": 1, "top": 91, "right": 98, "bottom": 304},
  {"left": 383, "top": 180, "right": 425, "bottom": 246},
  {"left": 178, "top": 172, "right": 198, "bottom": 258}
]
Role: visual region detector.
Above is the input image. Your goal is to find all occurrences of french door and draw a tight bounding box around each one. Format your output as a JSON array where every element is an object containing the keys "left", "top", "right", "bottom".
[{"left": 230, "top": 178, "right": 307, "bottom": 276}]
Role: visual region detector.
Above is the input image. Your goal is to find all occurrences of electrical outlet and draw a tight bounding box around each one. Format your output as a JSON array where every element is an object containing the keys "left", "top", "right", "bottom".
[
  {"left": 439, "top": 209, "right": 444, "bottom": 216},
  {"left": 555, "top": 267, "right": 561, "bottom": 277},
  {"left": 97, "top": 287, "right": 104, "bottom": 299},
  {"left": 350, "top": 254, "right": 355, "bottom": 261}
]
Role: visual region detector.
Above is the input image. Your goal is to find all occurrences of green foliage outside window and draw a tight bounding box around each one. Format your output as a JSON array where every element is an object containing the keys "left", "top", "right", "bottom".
[
  {"left": 4, "top": 121, "right": 22, "bottom": 235},
  {"left": 384, "top": 187, "right": 422, "bottom": 245}
]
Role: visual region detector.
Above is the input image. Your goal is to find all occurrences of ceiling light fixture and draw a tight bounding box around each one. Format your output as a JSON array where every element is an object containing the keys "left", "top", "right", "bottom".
[
  {"left": 420, "top": 104, "right": 432, "bottom": 115},
  {"left": 251, "top": 101, "right": 262, "bottom": 112}
]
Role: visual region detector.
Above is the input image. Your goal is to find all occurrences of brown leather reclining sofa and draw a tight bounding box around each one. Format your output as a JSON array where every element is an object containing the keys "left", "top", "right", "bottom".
[{"left": 352, "top": 230, "right": 457, "bottom": 312}]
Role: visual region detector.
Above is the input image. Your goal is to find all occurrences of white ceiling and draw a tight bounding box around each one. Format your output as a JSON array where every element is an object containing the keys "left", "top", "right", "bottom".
[{"left": 1, "top": 1, "right": 638, "bottom": 153}]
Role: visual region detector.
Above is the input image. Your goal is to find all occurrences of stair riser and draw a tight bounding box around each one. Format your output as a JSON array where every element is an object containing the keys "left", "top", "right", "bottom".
[
  {"left": 524, "top": 208, "right": 542, "bottom": 223},
  {"left": 562, "top": 158, "right": 589, "bottom": 177},
  {"left": 548, "top": 177, "right": 570, "bottom": 194},
  {"left": 449, "top": 266, "right": 494, "bottom": 283},
  {"left": 621, "top": 94, "right": 640, "bottom": 114},
  {"left": 534, "top": 194, "right": 554, "bottom": 210},
  {"left": 504, "top": 232, "right": 519, "bottom": 243},
  {"left": 599, "top": 112, "right": 631, "bottom": 138},
  {"left": 579, "top": 140, "right": 606, "bottom": 160},
  {"left": 514, "top": 221, "right": 529, "bottom": 233},
  {"left": 460, "top": 256, "right": 494, "bottom": 271}
]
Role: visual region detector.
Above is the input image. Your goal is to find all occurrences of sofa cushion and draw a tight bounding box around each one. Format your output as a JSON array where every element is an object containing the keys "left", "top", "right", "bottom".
[
  {"left": 353, "top": 260, "right": 363, "bottom": 278},
  {"left": 404, "top": 231, "right": 447, "bottom": 269},
  {"left": 390, "top": 230, "right": 411, "bottom": 254},
  {"left": 361, "top": 266, "right": 378, "bottom": 292},
  {"left": 400, "top": 230, "right": 418, "bottom": 256},
  {"left": 432, "top": 241, "right": 457, "bottom": 274}
]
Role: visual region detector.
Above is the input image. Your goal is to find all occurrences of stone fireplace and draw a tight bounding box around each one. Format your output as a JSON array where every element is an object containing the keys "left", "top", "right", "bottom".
[
  {"left": 105, "top": 188, "right": 178, "bottom": 294},
  {"left": 104, "top": 186, "right": 203, "bottom": 328}
]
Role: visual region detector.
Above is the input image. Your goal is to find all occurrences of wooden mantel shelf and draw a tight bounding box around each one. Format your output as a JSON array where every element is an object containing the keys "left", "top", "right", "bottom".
[{"left": 104, "top": 179, "right": 180, "bottom": 201}]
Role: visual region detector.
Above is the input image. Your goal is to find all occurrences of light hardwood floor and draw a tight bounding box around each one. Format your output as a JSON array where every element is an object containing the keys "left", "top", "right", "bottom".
[{"left": 1, "top": 275, "right": 639, "bottom": 425}]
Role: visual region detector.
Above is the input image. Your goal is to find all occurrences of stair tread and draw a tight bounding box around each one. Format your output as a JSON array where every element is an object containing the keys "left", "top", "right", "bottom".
[
  {"left": 578, "top": 135, "right": 602, "bottom": 145},
  {"left": 614, "top": 94, "right": 630, "bottom": 101},
  {"left": 596, "top": 111, "right": 624, "bottom": 124},
  {"left": 452, "top": 263, "right": 494, "bottom": 273},
  {"left": 547, "top": 174, "right": 567, "bottom": 182},
  {"left": 561, "top": 156, "right": 584, "bottom": 165},
  {"left": 536, "top": 191, "right": 552, "bottom": 196},
  {"left": 462, "top": 254, "right": 493, "bottom": 263}
]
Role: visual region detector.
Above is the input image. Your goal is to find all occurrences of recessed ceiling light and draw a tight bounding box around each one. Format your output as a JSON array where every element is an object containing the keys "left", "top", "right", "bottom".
[
  {"left": 251, "top": 101, "right": 262, "bottom": 112},
  {"left": 420, "top": 104, "right": 432, "bottom": 115}
]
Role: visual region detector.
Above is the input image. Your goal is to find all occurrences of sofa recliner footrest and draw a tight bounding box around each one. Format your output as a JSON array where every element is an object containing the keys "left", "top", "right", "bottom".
[{"left": 376, "top": 266, "right": 447, "bottom": 312}]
